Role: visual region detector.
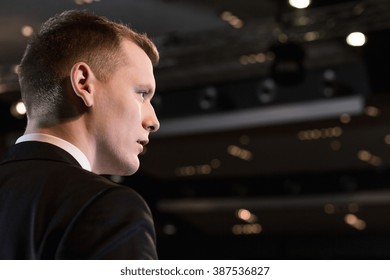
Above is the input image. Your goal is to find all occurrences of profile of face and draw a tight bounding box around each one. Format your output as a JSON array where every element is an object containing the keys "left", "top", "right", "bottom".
[{"left": 91, "top": 39, "right": 160, "bottom": 175}]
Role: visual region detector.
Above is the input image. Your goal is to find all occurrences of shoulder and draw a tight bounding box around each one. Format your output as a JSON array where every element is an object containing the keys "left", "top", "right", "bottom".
[
  {"left": 57, "top": 173, "right": 157, "bottom": 259},
  {"left": 62, "top": 168, "right": 152, "bottom": 216}
]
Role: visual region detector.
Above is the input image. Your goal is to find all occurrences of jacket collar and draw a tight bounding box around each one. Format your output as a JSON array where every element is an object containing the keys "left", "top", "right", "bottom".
[{"left": 1, "top": 141, "right": 82, "bottom": 169}]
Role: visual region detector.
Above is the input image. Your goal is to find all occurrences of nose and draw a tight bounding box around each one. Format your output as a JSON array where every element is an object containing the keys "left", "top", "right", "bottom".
[{"left": 143, "top": 104, "right": 160, "bottom": 133}]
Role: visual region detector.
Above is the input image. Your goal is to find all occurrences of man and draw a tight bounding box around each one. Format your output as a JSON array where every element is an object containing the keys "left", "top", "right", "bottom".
[{"left": 0, "top": 10, "right": 160, "bottom": 259}]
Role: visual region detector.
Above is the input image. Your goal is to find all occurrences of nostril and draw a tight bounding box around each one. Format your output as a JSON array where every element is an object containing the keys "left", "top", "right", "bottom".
[{"left": 147, "top": 125, "right": 155, "bottom": 132}]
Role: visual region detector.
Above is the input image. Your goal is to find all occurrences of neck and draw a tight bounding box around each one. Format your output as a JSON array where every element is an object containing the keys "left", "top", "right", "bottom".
[{"left": 25, "top": 118, "right": 97, "bottom": 171}]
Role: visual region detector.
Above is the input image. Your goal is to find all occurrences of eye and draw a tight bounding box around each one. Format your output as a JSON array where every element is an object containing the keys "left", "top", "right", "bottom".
[{"left": 138, "top": 91, "right": 147, "bottom": 100}]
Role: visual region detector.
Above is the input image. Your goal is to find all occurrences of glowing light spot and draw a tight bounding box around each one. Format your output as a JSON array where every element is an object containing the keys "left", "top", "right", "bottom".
[
  {"left": 384, "top": 135, "right": 390, "bottom": 145},
  {"left": 330, "top": 140, "right": 341, "bottom": 151},
  {"left": 289, "top": 0, "right": 311, "bottom": 9},
  {"left": 346, "top": 32, "right": 366, "bottom": 47},
  {"left": 340, "top": 113, "right": 351, "bottom": 124},
  {"left": 21, "top": 25, "right": 33, "bottom": 37},
  {"left": 358, "top": 150, "right": 371, "bottom": 161},
  {"left": 237, "top": 209, "right": 251, "bottom": 221},
  {"left": 364, "top": 106, "right": 380, "bottom": 117},
  {"left": 232, "top": 223, "right": 262, "bottom": 235},
  {"left": 344, "top": 214, "right": 366, "bottom": 231},
  {"left": 227, "top": 145, "right": 253, "bottom": 161},
  {"left": 10, "top": 101, "right": 27, "bottom": 118},
  {"left": 304, "top": 31, "right": 319, "bottom": 41},
  {"left": 324, "top": 204, "right": 336, "bottom": 214}
]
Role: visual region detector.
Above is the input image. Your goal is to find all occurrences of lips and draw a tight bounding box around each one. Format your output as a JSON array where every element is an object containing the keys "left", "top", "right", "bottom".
[
  {"left": 137, "top": 139, "right": 148, "bottom": 154},
  {"left": 137, "top": 139, "right": 149, "bottom": 146}
]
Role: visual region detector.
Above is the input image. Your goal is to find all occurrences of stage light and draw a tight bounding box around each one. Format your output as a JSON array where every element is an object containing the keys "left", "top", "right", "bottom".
[
  {"left": 346, "top": 32, "right": 366, "bottom": 47},
  {"left": 330, "top": 140, "right": 341, "bottom": 151},
  {"left": 239, "top": 53, "right": 266, "bottom": 65},
  {"left": 220, "top": 11, "right": 244, "bottom": 29},
  {"left": 358, "top": 150, "right": 383, "bottom": 167},
  {"left": 163, "top": 224, "right": 177, "bottom": 235},
  {"left": 297, "top": 126, "right": 343, "bottom": 141},
  {"left": 10, "top": 100, "right": 26, "bottom": 118},
  {"left": 221, "top": 11, "right": 233, "bottom": 21},
  {"left": 385, "top": 135, "right": 390, "bottom": 145},
  {"left": 364, "top": 106, "right": 380, "bottom": 117},
  {"left": 358, "top": 150, "right": 371, "bottom": 161},
  {"left": 345, "top": 214, "right": 358, "bottom": 225},
  {"left": 175, "top": 164, "right": 213, "bottom": 177},
  {"left": 289, "top": 0, "right": 311, "bottom": 9},
  {"left": 232, "top": 223, "right": 262, "bottom": 235},
  {"left": 236, "top": 209, "right": 258, "bottom": 224},
  {"left": 227, "top": 145, "right": 253, "bottom": 161},
  {"left": 344, "top": 214, "right": 366, "bottom": 231},
  {"left": 339, "top": 113, "right": 351, "bottom": 124},
  {"left": 303, "top": 31, "right": 320, "bottom": 42},
  {"left": 237, "top": 209, "right": 252, "bottom": 221},
  {"left": 324, "top": 204, "right": 336, "bottom": 214},
  {"left": 21, "top": 25, "right": 33, "bottom": 37}
]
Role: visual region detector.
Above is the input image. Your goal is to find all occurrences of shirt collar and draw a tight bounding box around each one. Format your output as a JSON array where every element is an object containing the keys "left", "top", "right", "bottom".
[{"left": 16, "top": 133, "right": 92, "bottom": 172}]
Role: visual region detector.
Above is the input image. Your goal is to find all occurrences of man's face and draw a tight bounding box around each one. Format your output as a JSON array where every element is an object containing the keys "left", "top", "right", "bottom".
[{"left": 92, "top": 39, "right": 159, "bottom": 175}]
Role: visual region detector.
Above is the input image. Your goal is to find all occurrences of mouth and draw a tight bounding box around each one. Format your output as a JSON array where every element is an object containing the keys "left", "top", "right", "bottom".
[
  {"left": 137, "top": 139, "right": 149, "bottom": 154},
  {"left": 137, "top": 139, "right": 149, "bottom": 146}
]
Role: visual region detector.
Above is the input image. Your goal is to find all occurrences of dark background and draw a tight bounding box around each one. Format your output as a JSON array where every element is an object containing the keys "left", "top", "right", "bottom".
[{"left": 1, "top": 0, "right": 390, "bottom": 259}]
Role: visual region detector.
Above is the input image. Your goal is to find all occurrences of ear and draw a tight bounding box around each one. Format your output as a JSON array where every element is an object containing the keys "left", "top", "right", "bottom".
[{"left": 70, "top": 62, "right": 96, "bottom": 108}]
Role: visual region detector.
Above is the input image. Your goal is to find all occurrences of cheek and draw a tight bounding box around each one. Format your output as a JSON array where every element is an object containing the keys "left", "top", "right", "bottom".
[
  {"left": 117, "top": 105, "right": 143, "bottom": 138},
  {"left": 125, "top": 101, "right": 143, "bottom": 125},
  {"left": 98, "top": 92, "right": 143, "bottom": 133}
]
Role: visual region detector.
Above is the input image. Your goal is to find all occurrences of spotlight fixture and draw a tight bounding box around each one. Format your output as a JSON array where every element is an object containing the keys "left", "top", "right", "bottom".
[
  {"left": 289, "top": 0, "right": 311, "bottom": 9},
  {"left": 346, "top": 32, "right": 366, "bottom": 47},
  {"left": 10, "top": 100, "right": 26, "bottom": 119},
  {"left": 220, "top": 11, "right": 244, "bottom": 29},
  {"left": 21, "top": 25, "right": 34, "bottom": 37}
]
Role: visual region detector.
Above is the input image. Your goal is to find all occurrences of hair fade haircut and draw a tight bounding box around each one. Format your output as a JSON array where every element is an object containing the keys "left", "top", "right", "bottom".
[{"left": 18, "top": 10, "right": 159, "bottom": 119}]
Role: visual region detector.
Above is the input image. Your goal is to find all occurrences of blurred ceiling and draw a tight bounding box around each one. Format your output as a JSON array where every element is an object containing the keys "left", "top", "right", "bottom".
[
  {"left": 1, "top": 0, "right": 390, "bottom": 89},
  {"left": 1, "top": 0, "right": 390, "bottom": 251}
]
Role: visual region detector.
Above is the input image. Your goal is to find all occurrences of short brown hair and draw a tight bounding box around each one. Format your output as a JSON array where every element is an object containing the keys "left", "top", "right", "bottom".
[{"left": 19, "top": 10, "right": 159, "bottom": 119}]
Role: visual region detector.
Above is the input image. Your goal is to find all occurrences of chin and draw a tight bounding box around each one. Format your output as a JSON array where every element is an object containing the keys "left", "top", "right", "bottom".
[
  {"left": 124, "top": 166, "right": 139, "bottom": 176},
  {"left": 122, "top": 159, "right": 140, "bottom": 176}
]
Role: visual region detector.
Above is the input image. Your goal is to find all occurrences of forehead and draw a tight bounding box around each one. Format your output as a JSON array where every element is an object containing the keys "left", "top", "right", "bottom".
[
  {"left": 119, "top": 39, "right": 155, "bottom": 85},
  {"left": 120, "top": 40, "right": 153, "bottom": 70}
]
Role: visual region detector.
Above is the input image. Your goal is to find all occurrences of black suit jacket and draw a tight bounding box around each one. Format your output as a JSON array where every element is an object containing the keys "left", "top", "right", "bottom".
[{"left": 0, "top": 141, "right": 157, "bottom": 259}]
